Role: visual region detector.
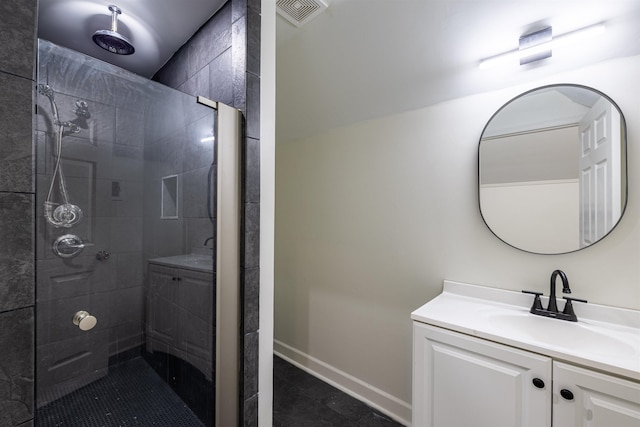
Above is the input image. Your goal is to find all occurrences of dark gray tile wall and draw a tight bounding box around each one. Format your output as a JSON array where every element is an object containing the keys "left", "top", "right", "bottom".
[
  {"left": 153, "top": 1, "right": 261, "bottom": 424},
  {"left": 0, "top": 0, "right": 37, "bottom": 425}
]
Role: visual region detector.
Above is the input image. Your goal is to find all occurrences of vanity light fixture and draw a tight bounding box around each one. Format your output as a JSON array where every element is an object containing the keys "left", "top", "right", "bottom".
[{"left": 479, "top": 23, "right": 605, "bottom": 70}]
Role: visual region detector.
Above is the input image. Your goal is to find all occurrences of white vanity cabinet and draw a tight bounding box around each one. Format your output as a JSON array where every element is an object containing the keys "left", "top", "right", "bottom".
[
  {"left": 413, "top": 322, "right": 551, "bottom": 427},
  {"left": 553, "top": 361, "right": 640, "bottom": 427},
  {"left": 411, "top": 281, "right": 640, "bottom": 427},
  {"left": 146, "top": 261, "right": 214, "bottom": 380}
]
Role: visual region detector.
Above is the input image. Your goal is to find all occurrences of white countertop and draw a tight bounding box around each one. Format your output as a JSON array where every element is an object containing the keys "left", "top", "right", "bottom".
[
  {"left": 412, "top": 281, "right": 640, "bottom": 381},
  {"left": 148, "top": 253, "right": 214, "bottom": 273}
]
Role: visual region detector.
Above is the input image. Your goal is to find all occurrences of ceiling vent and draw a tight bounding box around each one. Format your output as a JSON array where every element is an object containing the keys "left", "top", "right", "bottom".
[{"left": 277, "top": 0, "right": 328, "bottom": 27}]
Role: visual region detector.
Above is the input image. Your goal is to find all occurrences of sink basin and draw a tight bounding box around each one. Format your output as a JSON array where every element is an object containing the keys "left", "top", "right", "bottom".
[
  {"left": 488, "top": 312, "right": 639, "bottom": 358},
  {"left": 412, "top": 280, "right": 640, "bottom": 381}
]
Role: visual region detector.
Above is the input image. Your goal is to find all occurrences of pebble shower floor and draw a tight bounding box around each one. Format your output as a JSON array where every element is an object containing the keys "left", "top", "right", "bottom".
[{"left": 36, "top": 357, "right": 204, "bottom": 426}]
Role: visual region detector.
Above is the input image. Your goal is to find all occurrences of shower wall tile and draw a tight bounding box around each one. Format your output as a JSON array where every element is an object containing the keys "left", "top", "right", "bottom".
[
  {"left": 115, "top": 252, "right": 144, "bottom": 289},
  {"left": 153, "top": 45, "right": 189, "bottom": 89},
  {"left": 183, "top": 167, "right": 210, "bottom": 219},
  {"left": 36, "top": 256, "right": 116, "bottom": 304},
  {"left": 244, "top": 138, "right": 260, "bottom": 203},
  {"left": 179, "top": 65, "right": 210, "bottom": 99},
  {"left": 111, "top": 145, "right": 144, "bottom": 182},
  {"left": 0, "top": 0, "right": 36, "bottom": 79},
  {"left": 0, "top": 308, "right": 34, "bottom": 427},
  {"left": 115, "top": 108, "right": 144, "bottom": 147},
  {"left": 0, "top": 193, "right": 34, "bottom": 312},
  {"left": 184, "top": 116, "right": 216, "bottom": 172},
  {"left": 143, "top": 177, "right": 162, "bottom": 220},
  {"left": 146, "top": 131, "right": 186, "bottom": 178},
  {"left": 187, "top": 4, "right": 232, "bottom": 80},
  {"left": 109, "top": 320, "right": 144, "bottom": 356},
  {"left": 112, "top": 180, "right": 144, "bottom": 218},
  {"left": 250, "top": 0, "right": 261, "bottom": 15},
  {"left": 243, "top": 267, "right": 259, "bottom": 334},
  {"left": 246, "top": 74, "right": 260, "bottom": 139},
  {"left": 0, "top": 73, "right": 34, "bottom": 193},
  {"left": 244, "top": 394, "right": 258, "bottom": 427},
  {"left": 110, "top": 287, "right": 145, "bottom": 326},
  {"left": 247, "top": 8, "right": 261, "bottom": 77},
  {"left": 36, "top": 330, "right": 108, "bottom": 402},
  {"left": 113, "top": 75, "right": 153, "bottom": 111},
  {"left": 208, "top": 49, "right": 234, "bottom": 106},
  {"left": 110, "top": 217, "right": 144, "bottom": 253},
  {"left": 232, "top": 0, "right": 248, "bottom": 23},
  {"left": 150, "top": 218, "right": 186, "bottom": 257},
  {"left": 243, "top": 203, "right": 260, "bottom": 269},
  {"left": 243, "top": 331, "right": 259, "bottom": 401},
  {"left": 232, "top": 16, "right": 247, "bottom": 112}
]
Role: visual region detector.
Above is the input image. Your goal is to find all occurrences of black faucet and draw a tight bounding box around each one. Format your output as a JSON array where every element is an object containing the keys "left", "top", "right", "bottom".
[
  {"left": 522, "top": 270, "right": 587, "bottom": 322},
  {"left": 547, "top": 269, "right": 571, "bottom": 312},
  {"left": 203, "top": 236, "right": 214, "bottom": 248}
]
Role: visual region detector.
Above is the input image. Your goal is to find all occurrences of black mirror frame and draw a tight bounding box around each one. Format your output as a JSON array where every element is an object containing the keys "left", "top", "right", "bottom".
[{"left": 477, "top": 83, "right": 628, "bottom": 255}]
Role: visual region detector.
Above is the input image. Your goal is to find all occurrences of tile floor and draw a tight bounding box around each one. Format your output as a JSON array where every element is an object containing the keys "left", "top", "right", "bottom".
[
  {"left": 36, "top": 357, "right": 203, "bottom": 426},
  {"left": 273, "top": 355, "right": 405, "bottom": 427}
]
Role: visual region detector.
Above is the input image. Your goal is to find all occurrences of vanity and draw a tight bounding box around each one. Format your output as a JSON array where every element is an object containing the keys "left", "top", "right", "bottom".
[
  {"left": 146, "top": 255, "right": 214, "bottom": 380},
  {"left": 411, "top": 281, "right": 640, "bottom": 427}
]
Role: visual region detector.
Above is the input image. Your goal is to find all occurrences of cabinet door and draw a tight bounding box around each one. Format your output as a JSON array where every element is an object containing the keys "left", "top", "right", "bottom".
[
  {"left": 176, "top": 268, "right": 214, "bottom": 379},
  {"left": 553, "top": 361, "right": 640, "bottom": 427},
  {"left": 413, "top": 323, "right": 552, "bottom": 427},
  {"left": 147, "top": 264, "right": 178, "bottom": 348}
]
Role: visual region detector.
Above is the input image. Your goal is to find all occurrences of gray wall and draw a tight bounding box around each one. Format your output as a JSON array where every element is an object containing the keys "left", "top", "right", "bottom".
[
  {"left": 0, "top": 0, "right": 37, "bottom": 425},
  {"left": 154, "top": 0, "right": 261, "bottom": 425}
]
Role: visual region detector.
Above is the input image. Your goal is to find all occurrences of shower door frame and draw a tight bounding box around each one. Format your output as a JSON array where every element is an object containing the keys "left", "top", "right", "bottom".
[{"left": 198, "top": 96, "right": 242, "bottom": 427}]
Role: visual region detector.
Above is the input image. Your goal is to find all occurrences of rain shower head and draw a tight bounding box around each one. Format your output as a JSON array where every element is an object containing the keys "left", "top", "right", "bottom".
[{"left": 92, "top": 5, "right": 135, "bottom": 55}]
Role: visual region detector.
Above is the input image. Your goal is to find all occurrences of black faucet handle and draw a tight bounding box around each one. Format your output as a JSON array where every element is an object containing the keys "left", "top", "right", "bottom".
[
  {"left": 522, "top": 290, "right": 544, "bottom": 313},
  {"left": 563, "top": 296, "right": 587, "bottom": 304},
  {"left": 561, "top": 296, "right": 587, "bottom": 322}
]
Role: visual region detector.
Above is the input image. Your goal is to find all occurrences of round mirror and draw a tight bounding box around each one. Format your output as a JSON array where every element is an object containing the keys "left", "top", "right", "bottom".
[{"left": 478, "top": 84, "right": 627, "bottom": 254}]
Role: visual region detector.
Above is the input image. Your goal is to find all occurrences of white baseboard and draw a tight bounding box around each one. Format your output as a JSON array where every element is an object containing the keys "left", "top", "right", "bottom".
[{"left": 274, "top": 340, "right": 412, "bottom": 426}]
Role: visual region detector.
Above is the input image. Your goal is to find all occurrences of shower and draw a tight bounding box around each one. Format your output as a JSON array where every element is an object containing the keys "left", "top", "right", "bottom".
[
  {"left": 38, "top": 83, "right": 85, "bottom": 229},
  {"left": 92, "top": 5, "right": 135, "bottom": 55},
  {"left": 35, "top": 40, "right": 242, "bottom": 427}
]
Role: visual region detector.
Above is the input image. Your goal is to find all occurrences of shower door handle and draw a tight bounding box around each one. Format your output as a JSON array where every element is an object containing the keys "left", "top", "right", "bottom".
[{"left": 73, "top": 311, "right": 97, "bottom": 331}]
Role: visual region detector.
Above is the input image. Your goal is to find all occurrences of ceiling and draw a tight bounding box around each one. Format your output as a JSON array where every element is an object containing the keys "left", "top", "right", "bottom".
[
  {"left": 36, "top": 1, "right": 640, "bottom": 144},
  {"left": 276, "top": 0, "right": 640, "bottom": 143},
  {"left": 38, "top": 0, "right": 227, "bottom": 78}
]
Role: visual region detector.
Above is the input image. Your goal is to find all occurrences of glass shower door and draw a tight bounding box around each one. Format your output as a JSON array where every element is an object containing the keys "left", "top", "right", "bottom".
[{"left": 35, "top": 39, "right": 217, "bottom": 426}]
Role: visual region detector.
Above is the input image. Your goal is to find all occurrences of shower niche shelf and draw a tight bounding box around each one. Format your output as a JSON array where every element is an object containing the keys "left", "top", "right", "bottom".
[{"left": 161, "top": 175, "right": 178, "bottom": 219}]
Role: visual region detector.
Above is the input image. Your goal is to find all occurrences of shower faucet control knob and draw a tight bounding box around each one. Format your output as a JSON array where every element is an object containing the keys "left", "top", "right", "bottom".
[{"left": 96, "top": 250, "right": 111, "bottom": 261}]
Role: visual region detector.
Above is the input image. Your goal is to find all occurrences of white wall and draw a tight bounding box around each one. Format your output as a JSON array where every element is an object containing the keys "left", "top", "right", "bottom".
[
  {"left": 274, "top": 55, "right": 640, "bottom": 424},
  {"left": 259, "top": 0, "right": 276, "bottom": 425}
]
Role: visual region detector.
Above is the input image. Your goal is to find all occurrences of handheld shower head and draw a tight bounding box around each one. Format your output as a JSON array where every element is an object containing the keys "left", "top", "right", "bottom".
[{"left": 93, "top": 5, "right": 135, "bottom": 55}]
